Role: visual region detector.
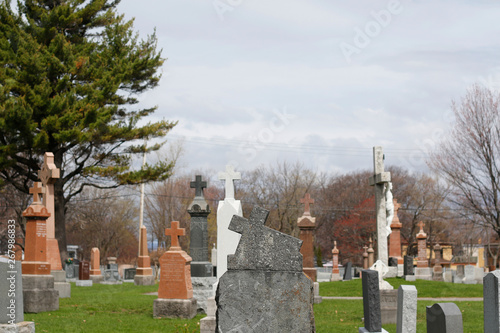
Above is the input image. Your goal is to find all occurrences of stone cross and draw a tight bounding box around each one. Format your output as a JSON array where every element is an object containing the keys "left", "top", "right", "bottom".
[
  {"left": 165, "top": 221, "right": 185, "bottom": 249},
  {"left": 300, "top": 193, "right": 314, "bottom": 216},
  {"left": 218, "top": 165, "right": 240, "bottom": 200},
  {"left": 29, "top": 182, "right": 44, "bottom": 204},
  {"left": 369, "top": 146, "right": 391, "bottom": 266},
  {"left": 190, "top": 175, "right": 207, "bottom": 197},
  {"left": 38, "top": 152, "right": 60, "bottom": 238}
]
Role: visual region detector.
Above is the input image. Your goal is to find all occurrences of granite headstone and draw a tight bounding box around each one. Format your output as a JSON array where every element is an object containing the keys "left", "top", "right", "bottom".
[
  {"left": 396, "top": 285, "right": 417, "bottom": 333},
  {"left": 343, "top": 262, "right": 353, "bottom": 281},
  {"left": 484, "top": 270, "right": 500, "bottom": 333},
  {"left": 359, "top": 269, "right": 388, "bottom": 333},
  {"left": 426, "top": 303, "right": 463, "bottom": 333}
]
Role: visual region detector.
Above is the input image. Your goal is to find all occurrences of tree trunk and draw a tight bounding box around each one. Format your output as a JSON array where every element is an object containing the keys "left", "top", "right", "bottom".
[{"left": 55, "top": 179, "right": 68, "bottom": 262}]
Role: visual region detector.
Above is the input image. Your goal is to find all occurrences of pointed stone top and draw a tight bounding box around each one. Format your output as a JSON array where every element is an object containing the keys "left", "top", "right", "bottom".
[
  {"left": 165, "top": 221, "right": 185, "bottom": 249},
  {"left": 300, "top": 193, "right": 314, "bottom": 216},
  {"left": 188, "top": 175, "right": 210, "bottom": 214},
  {"left": 39, "top": 152, "right": 60, "bottom": 185},
  {"left": 23, "top": 182, "right": 50, "bottom": 218},
  {"left": 29, "top": 182, "right": 44, "bottom": 204},
  {"left": 219, "top": 164, "right": 240, "bottom": 200},
  {"left": 417, "top": 221, "right": 427, "bottom": 239},
  {"left": 227, "top": 206, "right": 303, "bottom": 271},
  {"left": 190, "top": 175, "right": 207, "bottom": 197},
  {"left": 332, "top": 240, "right": 339, "bottom": 254}
]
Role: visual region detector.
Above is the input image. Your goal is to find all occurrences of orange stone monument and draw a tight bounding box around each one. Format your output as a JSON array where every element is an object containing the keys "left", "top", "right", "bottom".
[
  {"left": 297, "top": 193, "right": 317, "bottom": 282},
  {"left": 367, "top": 237, "right": 375, "bottom": 268},
  {"left": 330, "top": 241, "right": 341, "bottom": 281},
  {"left": 415, "top": 221, "right": 432, "bottom": 280},
  {"left": 89, "top": 247, "right": 103, "bottom": 283},
  {"left": 134, "top": 226, "right": 155, "bottom": 285},
  {"left": 389, "top": 199, "right": 404, "bottom": 275},
  {"left": 153, "top": 221, "right": 197, "bottom": 319},
  {"left": 363, "top": 245, "right": 369, "bottom": 269},
  {"left": 22, "top": 182, "right": 59, "bottom": 313}
]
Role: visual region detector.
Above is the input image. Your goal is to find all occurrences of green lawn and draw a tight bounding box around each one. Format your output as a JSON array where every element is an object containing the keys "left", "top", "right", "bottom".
[{"left": 26, "top": 279, "right": 484, "bottom": 332}]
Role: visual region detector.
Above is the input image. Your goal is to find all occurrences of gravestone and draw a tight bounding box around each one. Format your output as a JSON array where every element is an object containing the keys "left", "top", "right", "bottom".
[
  {"left": 135, "top": 225, "right": 155, "bottom": 285},
  {"left": 463, "top": 265, "right": 477, "bottom": 284},
  {"left": 359, "top": 269, "right": 388, "bottom": 333},
  {"left": 396, "top": 285, "right": 417, "bottom": 333},
  {"left": 65, "top": 261, "right": 76, "bottom": 279},
  {"left": 124, "top": 268, "right": 136, "bottom": 280},
  {"left": 389, "top": 199, "right": 404, "bottom": 276},
  {"left": 216, "top": 206, "right": 315, "bottom": 332},
  {"left": 154, "top": 221, "right": 197, "bottom": 319},
  {"left": 0, "top": 257, "right": 35, "bottom": 332},
  {"left": 404, "top": 256, "right": 415, "bottom": 282},
  {"left": 432, "top": 244, "right": 443, "bottom": 281},
  {"left": 102, "top": 257, "right": 121, "bottom": 284},
  {"left": 426, "top": 303, "right": 463, "bottom": 333},
  {"left": 443, "top": 270, "right": 453, "bottom": 283},
  {"left": 89, "top": 247, "right": 103, "bottom": 283},
  {"left": 414, "top": 222, "right": 431, "bottom": 280},
  {"left": 475, "top": 267, "right": 485, "bottom": 284},
  {"left": 298, "top": 193, "right": 317, "bottom": 282},
  {"left": 76, "top": 261, "right": 92, "bottom": 287},
  {"left": 368, "top": 237, "right": 375, "bottom": 268},
  {"left": 331, "top": 241, "right": 341, "bottom": 281},
  {"left": 363, "top": 246, "right": 369, "bottom": 269},
  {"left": 21, "top": 182, "right": 59, "bottom": 313},
  {"left": 454, "top": 265, "right": 465, "bottom": 283},
  {"left": 484, "top": 270, "right": 500, "bottom": 333},
  {"left": 343, "top": 262, "right": 353, "bottom": 281}
]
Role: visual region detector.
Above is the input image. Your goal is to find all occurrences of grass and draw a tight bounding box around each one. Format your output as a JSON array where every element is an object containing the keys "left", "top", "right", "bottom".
[{"left": 26, "top": 278, "right": 484, "bottom": 332}]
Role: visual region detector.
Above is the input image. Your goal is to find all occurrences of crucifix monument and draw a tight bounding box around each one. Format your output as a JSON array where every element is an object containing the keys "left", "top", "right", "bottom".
[{"left": 369, "top": 146, "right": 391, "bottom": 266}]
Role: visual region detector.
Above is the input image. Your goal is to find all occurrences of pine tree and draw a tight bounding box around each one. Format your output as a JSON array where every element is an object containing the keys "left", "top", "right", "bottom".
[{"left": 0, "top": 0, "right": 176, "bottom": 259}]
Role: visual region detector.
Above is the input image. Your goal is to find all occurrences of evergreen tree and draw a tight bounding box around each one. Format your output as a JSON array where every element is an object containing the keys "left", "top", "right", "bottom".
[{"left": 0, "top": 0, "right": 176, "bottom": 259}]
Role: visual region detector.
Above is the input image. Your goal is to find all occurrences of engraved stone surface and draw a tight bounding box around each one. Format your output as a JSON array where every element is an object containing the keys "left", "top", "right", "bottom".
[
  {"left": 361, "top": 269, "right": 382, "bottom": 332},
  {"left": 343, "top": 262, "right": 353, "bottom": 281},
  {"left": 404, "top": 256, "right": 414, "bottom": 276},
  {"left": 397, "top": 285, "right": 417, "bottom": 333},
  {"left": 426, "top": 303, "right": 463, "bottom": 333},
  {"left": 0, "top": 258, "right": 24, "bottom": 324},
  {"left": 79, "top": 261, "right": 90, "bottom": 280}
]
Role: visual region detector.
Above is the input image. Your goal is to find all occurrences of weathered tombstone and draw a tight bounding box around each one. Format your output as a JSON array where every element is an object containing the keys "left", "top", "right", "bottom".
[
  {"left": 0, "top": 257, "right": 35, "bottom": 332},
  {"left": 102, "top": 257, "right": 121, "bottom": 284},
  {"left": 463, "top": 265, "right": 477, "bottom": 284},
  {"left": 359, "top": 269, "right": 388, "bottom": 333},
  {"left": 298, "top": 193, "right": 317, "bottom": 282},
  {"left": 432, "top": 244, "right": 443, "bottom": 281},
  {"left": 343, "top": 262, "right": 353, "bottom": 281},
  {"left": 475, "top": 267, "right": 485, "bottom": 284},
  {"left": 135, "top": 225, "right": 155, "bottom": 285},
  {"left": 389, "top": 200, "right": 404, "bottom": 276},
  {"left": 396, "top": 285, "right": 417, "bottom": 333},
  {"left": 76, "top": 261, "right": 92, "bottom": 287},
  {"left": 426, "top": 303, "right": 463, "bottom": 333},
  {"left": 415, "top": 222, "right": 431, "bottom": 280},
  {"left": 484, "top": 270, "right": 500, "bottom": 333},
  {"left": 368, "top": 146, "right": 391, "bottom": 266},
  {"left": 404, "top": 256, "right": 415, "bottom": 281},
  {"left": 363, "top": 246, "right": 369, "bottom": 269},
  {"left": 368, "top": 237, "right": 375, "bottom": 268},
  {"left": 443, "top": 270, "right": 453, "bottom": 283},
  {"left": 65, "top": 260, "right": 75, "bottom": 279},
  {"left": 331, "top": 241, "right": 341, "bottom": 281},
  {"left": 313, "top": 281, "right": 322, "bottom": 304},
  {"left": 154, "top": 221, "right": 197, "bottom": 319},
  {"left": 89, "top": 247, "right": 103, "bottom": 283},
  {"left": 39, "top": 152, "right": 71, "bottom": 298},
  {"left": 216, "top": 206, "right": 315, "bottom": 332},
  {"left": 454, "top": 265, "right": 465, "bottom": 283},
  {"left": 72, "top": 258, "right": 80, "bottom": 280},
  {"left": 21, "top": 182, "right": 59, "bottom": 313},
  {"left": 124, "top": 268, "right": 136, "bottom": 280}
]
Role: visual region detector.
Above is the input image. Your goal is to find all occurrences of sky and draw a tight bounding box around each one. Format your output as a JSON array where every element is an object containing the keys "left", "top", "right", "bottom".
[{"left": 118, "top": 0, "right": 500, "bottom": 175}]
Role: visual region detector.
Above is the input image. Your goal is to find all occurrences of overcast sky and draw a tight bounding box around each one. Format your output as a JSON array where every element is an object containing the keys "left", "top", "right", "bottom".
[{"left": 118, "top": 0, "right": 500, "bottom": 176}]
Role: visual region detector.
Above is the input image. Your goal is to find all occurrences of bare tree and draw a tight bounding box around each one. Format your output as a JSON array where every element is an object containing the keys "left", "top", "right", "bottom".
[{"left": 429, "top": 85, "right": 500, "bottom": 242}]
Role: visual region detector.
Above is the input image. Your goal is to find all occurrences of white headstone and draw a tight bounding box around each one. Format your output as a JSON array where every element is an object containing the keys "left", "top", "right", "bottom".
[
  {"left": 371, "top": 260, "right": 393, "bottom": 290},
  {"left": 397, "top": 285, "right": 417, "bottom": 333},
  {"left": 463, "top": 265, "right": 477, "bottom": 284}
]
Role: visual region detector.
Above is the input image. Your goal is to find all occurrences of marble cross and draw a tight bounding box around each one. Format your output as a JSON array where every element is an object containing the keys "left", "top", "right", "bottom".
[{"left": 218, "top": 165, "right": 240, "bottom": 200}]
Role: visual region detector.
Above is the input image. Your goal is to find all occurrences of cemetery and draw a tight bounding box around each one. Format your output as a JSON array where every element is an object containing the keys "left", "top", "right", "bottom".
[{"left": 1, "top": 1, "right": 500, "bottom": 332}]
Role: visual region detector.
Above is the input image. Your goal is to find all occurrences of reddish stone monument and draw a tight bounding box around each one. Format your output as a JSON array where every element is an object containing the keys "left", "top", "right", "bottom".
[
  {"left": 134, "top": 225, "right": 155, "bottom": 286},
  {"left": 153, "top": 221, "right": 197, "bottom": 319},
  {"left": 389, "top": 200, "right": 403, "bottom": 265},
  {"left": 367, "top": 237, "right": 375, "bottom": 268},
  {"left": 90, "top": 247, "right": 103, "bottom": 283},
  {"left": 330, "top": 241, "right": 341, "bottom": 281},
  {"left": 416, "top": 222, "right": 428, "bottom": 268},
  {"left": 22, "top": 182, "right": 59, "bottom": 312},
  {"left": 363, "top": 246, "right": 369, "bottom": 269},
  {"left": 79, "top": 261, "right": 90, "bottom": 280},
  {"left": 297, "top": 193, "right": 317, "bottom": 282}
]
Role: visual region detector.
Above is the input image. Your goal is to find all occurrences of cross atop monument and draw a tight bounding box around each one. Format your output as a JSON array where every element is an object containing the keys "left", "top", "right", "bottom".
[
  {"left": 418, "top": 221, "right": 425, "bottom": 232},
  {"left": 29, "top": 182, "right": 45, "bottom": 204},
  {"left": 300, "top": 193, "right": 314, "bottom": 216},
  {"left": 165, "top": 221, "right": 185, "bottom": 249},
  {"left": 39, "top": 152, "right": 60, "bottom": 185},
  {"left": 218, "top": 165, "right": 240, "bottom": 200},
  {"left": 369, "top": 146, "right": 391, "bottom": 186},
  {"left": 190, "top": 175, "right": 207, "bottom": 197},
  {"left": 229, "top": 206, "right": 269, "bottom": 235}
]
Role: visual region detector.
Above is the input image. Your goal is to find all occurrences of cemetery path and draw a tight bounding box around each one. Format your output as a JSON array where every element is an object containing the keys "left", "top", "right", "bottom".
[{"left": 322, "top": 296, "right": 482, "bottom": 301}]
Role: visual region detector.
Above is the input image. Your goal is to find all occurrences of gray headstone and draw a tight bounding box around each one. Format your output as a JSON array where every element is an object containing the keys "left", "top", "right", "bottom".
[
  {"left": 389, "top": 257, "right": 398, "bottom": 267},
  {"left": 65, "top": 262, "right": 75, "bottom": 279},
  {"left": 397, "top": 285, "right": 417, "bottom": 333},
  {"left": 361, "top": 269, "right": 382, "bottom": 332},
  {"left": 456, "top": 265, "right": 464, "bottom": 277},
  {"left": 426, "top": 303, "right": 463, "bottom": 333},
  {"left": 404, "top": 256, "right": 414, "bottom": 276},
  {"left": 463, "top": 265, "right": 477, "bottom": 284},
  {"left": 124, "top": 268, "right": 136, "bottom": 280},
  {"left": 343, "top": 262, "right": 353, "bottom": 281},
  {"left": 484, "top": 270, "right": 500, "bottom": 333},
  {"left": 0, "top": 258, "right": 24, "bottom": 324},
  {"left": 216, "top": 206, "right": 315, "bottom": 332}
]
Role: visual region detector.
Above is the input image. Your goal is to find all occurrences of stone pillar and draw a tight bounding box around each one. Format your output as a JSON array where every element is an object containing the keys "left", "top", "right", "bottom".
[
  {"left": 363, "top": 246, "right": 369, "bottom": 270},
  {"left": 89, "top": 248, "right": 103, "bottom": 283},
  {"left": 21, "top": 182, "right": 59, "bottom": 313},
  {"left": 389, "top": 199, "right": 404, "bottom": 277},
  {"left": 135, "top": 226, "right": 155, "bottom": 285},
  {"left": 298, "top": 193, "right": 317, "bottom": 282},
  {"left": 415, "top": 221, "right": 431, "bottom": 280},
  {"left": 396, "top": 285, "right": 417, "bottom": 333},
  {"left": 331, "top": 241, "right": 341, "bottom": 281},
  {"left": 360, "top": 269, "right": 388, "bottom": 333},
  {"left": 368, "top": 237, "right": 375, "bottom": 268},
  {"left": 433, "top": 243, "right": 443, "bottom": 281}
]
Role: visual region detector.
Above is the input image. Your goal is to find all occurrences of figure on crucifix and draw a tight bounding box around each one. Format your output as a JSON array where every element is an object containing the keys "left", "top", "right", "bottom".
[{"left": 385, "top": 182, "right": 394, "bottom": 236}]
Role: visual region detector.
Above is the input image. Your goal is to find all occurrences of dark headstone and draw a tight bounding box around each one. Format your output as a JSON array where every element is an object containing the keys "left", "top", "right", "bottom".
[
  {"left": 361, "top": 269, "right": 382, "bottom": 332},
  {"left": 484, "top": 271, "right": 500, "bottom": 332},
  {"left": 426, "top": 303, "right": 463, "bottom": 333},
  {"left": 79, "top": 261, "right": 90, "bottom": 280},
  {"left": 343, "top": 262, "right": 352, "bottom": 281},
  {"left": 216, "top": 206, "right": 315, "bottom": 332},
  {"left": 404, "top": 256, "right": 414, "bottom": 276},
  {"left": 389, "top": 257, "right": 398, "bottom": 267},
  {"left": 124, "top": 268, "right": 136, "bottom": 280},
  {"left": 0, "top": 259, "right": 24, "bottom": 324}
]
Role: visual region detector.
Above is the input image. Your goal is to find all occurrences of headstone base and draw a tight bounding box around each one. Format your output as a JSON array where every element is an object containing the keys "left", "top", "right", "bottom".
[
  {"left": 51, "top": 270, "right": 71, "bottom": 298},
  {"left": 453, "top": 275, "right": 464, "bottom": 284},
  {"left": 359, "top": 327, "right": 388, "bottom": 333},
  {"left": 415, "top": 267, "right": 432, "bottom": 280},
  {"left": 22, "top": 275, "right": 59, "bottom": 313},
  {"left": 134, "top": 275, "right": 155, "bottom": 286},
  {"left": 192, "top": 277, "right": 217, "bottom": 314},
  {"left": 313, "top": 282, "right": 323, "bottom": 304},
  {"left": 76, "top": 280, "right": 93, "bottom": 287},
  {"left": 153, "top": 298, "right": 197, "bottom": 319},
  {"left": 385, "top": 267, "right": 398, "bottom": 278},
  {"left": 405, "top": 275, "right": 416, "bottom": 282},
  {"left": 0, "top": 321, "right": 36, "bottom": 333},
  {"left": 463, "top": 279, "right": 477, "bottom": 285},
  {"left": 397, "top": 264, "right": 404, "bottom": 277},
  {"left": 100, "top": 280, "right": 123, "bottom": 285},
  {"left": 200, "top": 297, "right": 216, "bottom": 333},
  {"left": 330, "top": 273, "right": 341, "bottom": 282},
  {"left": 380, "top": 290, "right": 397, "bottom": 324},
  {"left": 191, "top": 261, "right": 213, "bottom": 277},
  {"left": 90, "top": 275, "right": 104, "bottom": 284}
]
